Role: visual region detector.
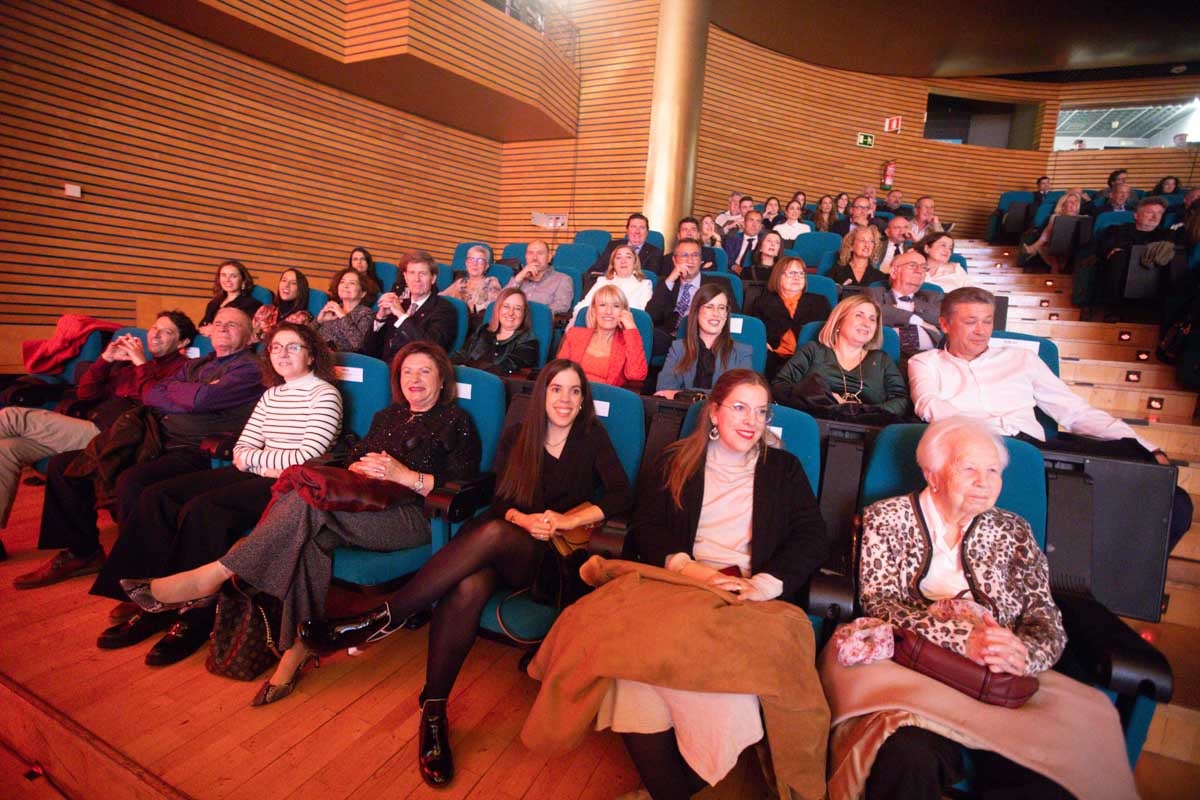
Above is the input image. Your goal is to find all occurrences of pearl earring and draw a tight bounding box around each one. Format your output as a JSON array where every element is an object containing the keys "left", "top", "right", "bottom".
[{"left": 708, "top": 426, "right": 720, "bottom": 441}]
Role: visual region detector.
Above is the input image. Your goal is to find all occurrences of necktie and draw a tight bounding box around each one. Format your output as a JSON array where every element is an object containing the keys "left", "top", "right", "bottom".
[
  {"left": 674, "top": 281, "right": 694, "bottom": 330},
  {"left": 742, "top": 237, "right": 756, "bottom": 267},
  {"left": 899, "top": 295, "right": 914, "bottom": 302},
  {"left": 900, "top": 325, "right": 921, "bottom": 354},
  {"left": 895, "top": 244, "right": 903, "bottom": 258}
]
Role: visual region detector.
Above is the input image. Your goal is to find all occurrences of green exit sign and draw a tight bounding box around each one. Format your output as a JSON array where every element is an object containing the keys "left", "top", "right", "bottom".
[{"left": 856, "top": 132, "right": 875, "bottom": 148}]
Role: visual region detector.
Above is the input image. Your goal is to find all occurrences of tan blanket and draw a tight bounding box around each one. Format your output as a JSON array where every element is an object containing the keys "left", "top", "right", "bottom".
[
  {"left": 818, "top": 641, "right": 1138, "bottom": 800},
  {"left": 522, "top": 556, "right": 831, "bottom": 800}
]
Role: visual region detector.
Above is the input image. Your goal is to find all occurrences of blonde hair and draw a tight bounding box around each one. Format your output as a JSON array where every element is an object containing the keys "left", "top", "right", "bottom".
[
  {"left": 605, "top": 244, "right": 647, "bottom": 281},
  {"left": 819, "top": 295, "right": 883, "bottom": 351},
  {"left": 837, "top": 225, "right": 881, "bottom": 265},
  {"left": 585, "top": 284, "right": 630, "bottom": 328}
]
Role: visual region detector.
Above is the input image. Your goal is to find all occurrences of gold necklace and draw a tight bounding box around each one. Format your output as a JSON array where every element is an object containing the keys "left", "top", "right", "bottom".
[{"left": 839, "top": 357, "right": 865, "bottom": 404}]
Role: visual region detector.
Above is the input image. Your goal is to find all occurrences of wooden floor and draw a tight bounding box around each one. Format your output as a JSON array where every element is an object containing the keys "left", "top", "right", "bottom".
[{"left": 0, "top": 482, "right": 777, "bottom": 800}]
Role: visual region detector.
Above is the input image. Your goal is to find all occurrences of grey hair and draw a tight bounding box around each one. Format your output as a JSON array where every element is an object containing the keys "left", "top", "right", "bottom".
[
  {"left": 466, "top": 244, "right": 490, "bottom": 261},
  {"left": 916, "top": 417, "right": 1009, "bottom": 475}
]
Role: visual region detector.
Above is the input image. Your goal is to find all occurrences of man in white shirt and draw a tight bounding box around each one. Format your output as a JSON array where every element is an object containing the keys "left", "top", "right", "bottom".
[
  {"left": 908, "top": 196, "right": 944, "bottom": 241},
  {"left": 909, "top": 286, "right": 1191, "bottom": 549},
  {"left": 878, "top": 215, "right": 911, "bottom": 273},
  {"left": 714, "top": 191, "right": 742, "bottom": 233}
]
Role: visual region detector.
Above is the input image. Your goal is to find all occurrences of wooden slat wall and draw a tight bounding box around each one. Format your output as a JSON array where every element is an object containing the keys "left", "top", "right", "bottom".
[
  {"left": 695, "top": 26, "right": 1200, "bottom": 239},
  {"left": 496, "top": 0, "right": 658, "bottom": 247},
  {"left": 200, "top": 0, "right": 345, "bottom": 60},
  {"left": 0, "top": 0, "right": 501, "bottom": 369},
  {"left": 344, "top": 0, "right": 411, "bottom": 59}
]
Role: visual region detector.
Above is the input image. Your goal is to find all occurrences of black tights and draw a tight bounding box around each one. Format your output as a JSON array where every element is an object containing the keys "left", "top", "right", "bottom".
[
  {"left": 621, "top": 731, "right": 706, "bottom": 800},
  {"left": 382, "top": 517, "right": 541, "bottom": 698}
]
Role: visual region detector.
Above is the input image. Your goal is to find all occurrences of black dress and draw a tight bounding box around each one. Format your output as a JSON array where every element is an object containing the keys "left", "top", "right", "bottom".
[
  {"left": 828, "top": 262, "right": 886, "bottom": 288},
  {"left": 199, "top": 293, "right": 263, "bottom": 327}
]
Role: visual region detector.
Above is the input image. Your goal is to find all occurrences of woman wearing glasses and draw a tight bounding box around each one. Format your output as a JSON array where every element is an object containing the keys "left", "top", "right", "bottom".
[
  {"left": 441, "top": 244, "right": 502, "bottom": 329},
  {"left": 771, "top": 295, "right": 910, "bottom": 420},
  {"left": 543, "top": 369, "right": 831, "bottom": 799},
  {"left": 753, "top": 256, "right": 833, "bottom": 379},
  {"left": 91, "top": 323, "right": 343, "bottom": 667},
  {"left": 655, "top": 284, "right": 751, "bottom": 398}
]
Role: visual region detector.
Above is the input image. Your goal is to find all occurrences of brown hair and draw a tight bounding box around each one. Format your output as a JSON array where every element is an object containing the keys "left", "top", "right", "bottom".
[
  {"left": 662, "top": 369, "right": 774, "bottom": 507},
  {"left": 261, "top": 322, "right": 337, "bottom": 387},
  {"left": 212, "top": 259, "right": 254, "bottom": 299},
  {"left": 819, "top": 295, "right": 883, "bottom": 351},
  {"left": 914, "top": 232, "right": 955, "bottom": 261},
  {"left": 494, "top": 359, "right": 596, "bottom": 508},
  {"left": 389, "top": 341, "right": 457, "bottom": 406},
  {"left": 488, "top": 287, "right": 531, "bottom": 334},
  {"left": 328, "top": 267, "right": 380, "bottom": 306},
  {"left": 674, "top": 282, "right": 734, "bottom": 376},
  {"left": 767, "top": 255, "right": 807, "bottom": 294},
  {"left": 812, "top": 195, "right": 837, "bottom": 232}
]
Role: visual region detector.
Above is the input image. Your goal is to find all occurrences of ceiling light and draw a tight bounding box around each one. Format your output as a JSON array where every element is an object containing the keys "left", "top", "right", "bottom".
[{"left": 1170, "top": 65, "right": 1188, "bottom": 75}]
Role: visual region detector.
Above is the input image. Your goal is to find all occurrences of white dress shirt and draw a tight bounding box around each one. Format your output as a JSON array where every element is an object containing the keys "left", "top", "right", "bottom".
[
  {"left": 925, "top": 264, "right": 970, "bottom": 293},
  {"left": 773, "top": 220, "right": 812, "bottom": 240},
  {"left": 879, "top": 241, "right": 906, "bottom": 273},
  {"left": 908, "top": 346, "right": 1154, "bottom": 450},
  {"left": 572, "top": 275, "right": 654, "bottom": 314}
]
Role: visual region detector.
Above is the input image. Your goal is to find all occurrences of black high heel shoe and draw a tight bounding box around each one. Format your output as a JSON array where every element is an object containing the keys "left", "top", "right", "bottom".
[
  {"left": 418, "top": 697, "right": 453, "bottom": 786},
  {"left": 120, "top": 578, "right": 218, "bottom": 615},
  {"left": 299, "top": 603, "right": 401, "bottom": 653}
]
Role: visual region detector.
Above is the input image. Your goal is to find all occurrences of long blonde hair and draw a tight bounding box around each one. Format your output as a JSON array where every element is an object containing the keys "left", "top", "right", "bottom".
[{"left": 605, "top": 245, "right": 647, "bottom": 281}]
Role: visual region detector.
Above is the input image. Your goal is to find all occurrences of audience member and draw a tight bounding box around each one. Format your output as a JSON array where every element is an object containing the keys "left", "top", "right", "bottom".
[
  {"left": 877, "top": 189, "right": 911, "bottom": 218},
  {"left": 574, "top": 244, "right": 654, "bottom": 314},
  {"left": 130, "top": 341, "right": 479, "bottom": 707},
  {"left": 591, "top": 213, "right": 663, "bottom": 276},
  {"left": 93, "top": 323, "right": 342, "bottom": 663},
  {"left": 908, "top": 197, "right": 944, "bottom": 240},
  {"left": 865, "top": 249, "right": 943, "bottom": 361},
  {"left": 252, "top": 269, "right": 313, "bottom": 341},
  {"left": 505, "top": 240, "right": 573, "bottom": 315},
  {"left": 1032, "top": 175, "right": 1052, "bottom": 208},
  {"left": 829, "top": 227, "right": 886, "bottom": 288},
  {"left": 834, "top": 192, "right": 851, "bottom": 216},
  {"left": 909, "top": 286, "right": 1191, "bottom": 550},
  {"left": 699, "top": 214, "right": 723, "bottom": 248},
  {"left": 878, "top": 216, "right": 910, "bottom": 273},
  {"left": 0, "top": 312, "right": 194, "bottom": 542},
  {"left": 1021, "top": 191, "right": 1084, "bottom": 273},
  {"left": 772, "top": 295, "right": 910, "bottom": 420},
  {"left": 557, "top": 285, "right": 648, "bottom": 390},
  {"left": 744, "top": 229, "right": 784, "bottom": 283},
  {"left": 348, "top": 246, "right": 385, "bottom": 294},
  {"left": 1152, "top": 176, "right": 1180, "bottom": 196},
  {"left": 1091, "top": 183, "right": 1132, "bottom": 216},
  {"left": 773, "top": 200, "right": 813, "bottom": 243},
  {"left": 645, "top": 239, "right": 739, "bottom": 358},
  {"left": 663, "top": 216, "right": 719, "bottom": 274},
  {"left": 832, "top": 196, "right": 887, "bottom": 236},
  {"left": 656, "top": 284, "right": 752, "bottom": 398},
  {"left": 915, "top": 233, "right": 968, "bottom": 292},
  {"left": 15, "top": 307, "right": 263, "bottom": 590},
  {"left": 790, "top": 190, "right": 810, "bottom": 217},
  {"left": 714, "top": 192, "right": 742, "bottom": 234},
  {"left": 301, "top": 359, "right": 632, "bottom": 787},
  {"left": 197, "top": 260, "right": 261, "bottom": 334},
  {"left": 1182, "top": 190, "right": 1200, "bottom": 248},
  {"left": 452, "top": 288, "right": 539, "bottom": 375},
  {"left": 761, "top": 196, "right": 784, "bottom": 228},
  {"left": 1094, "top": 168, "right": 1128, "bottom": 204},
  {"left": 1093, "top": 196, "right": 1176, "bottom": 304},
  {"left": 316, "top": 267, "right": 377, "bottom": 352},
  {"left": 811, "top": 195, "right": 838, "bottom": 232},
  {"left": 753, "top": 256, "right": 832, "bottom": 378},
  {"left": 365, "top": 253, "right": 457, "bottom": 364},
  {"left": 724, "top": 210, "right": 765, "bottom": 273},
  {"left": 440, "top": 244, "right": 501, "bottom": 326}
]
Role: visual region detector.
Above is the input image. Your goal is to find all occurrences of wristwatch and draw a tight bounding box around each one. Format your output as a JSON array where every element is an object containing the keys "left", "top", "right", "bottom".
[{"left": 413, "top": 472, "right": 425, "bottom": 492}]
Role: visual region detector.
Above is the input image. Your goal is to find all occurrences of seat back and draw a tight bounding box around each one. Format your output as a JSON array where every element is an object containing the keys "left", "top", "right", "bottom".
[
  {"left": 989, "top": 330, "right": 1060, "bottom": 439},
  {"left": 997, "top": 191, "right": 1034, "bottom": 212},
  {"left": 435, "top": 264, "right": 454, "bottom": 292},
  {"left": 452, "top": 241, "right": 493, "bottom": 271},
  {"left": 797, "top": 320, "right": 899, "bottom": 365},
  {"left": 647, "top": 230, "right": 665, "bottom": 251},
  {"left": 186, "top": 334, "right": 213, "bottom": 358},
  {"left": 919, "top": 282, "right": 945, "bottom": 296},
  {"left": 552, "top": 242, "right": 598, "bottom": 271},
  {"left": 250, "top": 285, "right": 273, "bottom": 306},
  {"left": 681, "top": 402, "right": 821, "bottom": 493},
  {"left": 710, "top": 246, "right": 729, "bottom": 272},
  {"left": 815, "top": 250, "right": 838, "bottom": 275},
  {"left": 374, "top": 261, "right": 399, "bottom": 292},
  {"left": 306, "top": 288, "right": 330, "bottom": 317},
  {"left": 483, "top": 300, "right": 554, "bottom": 366},
  {"left": 501, "top": 242, "right": 527, "bottom": 264},
  {"left": 452, "top": 366, "right": 505, "bottom": 471},
  {"left": 443, "top": 296, "right": 469, "bottom": 354},
  {"left": 788, "top": 232, "right": 843, "bottom": 267},
  {"left": 574, "top": 229, "right": 612, "bottom": 254},
  {"left": 1093, "top": 211, "right": 1134, "bottom": 239},
  {"left": 805, "top": 274, "right": 839, "bottom": 309},
  {"left": 572, "top": 307, "right": 654, "bottom": 364},
  {"left": 487, "top": 264, "right": 514, "bottom": 286},
  {"left": 859, "top": 423, "right": 1046, "bottom": 546},
  {"left": 332, "top": 352, "right": 390, "bottom": 439},
  {"left": 949, "top": 253, "right": 969, "bottom": 272},
  {"left": 589, "top": 382, "right": 645, "bottom": 485},
  {"left": 674, "top": 313, "right": 767, "bottom": 373}
]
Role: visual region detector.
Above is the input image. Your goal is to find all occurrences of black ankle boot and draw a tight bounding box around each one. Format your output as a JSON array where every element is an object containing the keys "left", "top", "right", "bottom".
[{"left": 418, "top": 697, "right": 453, "bottom": 786}]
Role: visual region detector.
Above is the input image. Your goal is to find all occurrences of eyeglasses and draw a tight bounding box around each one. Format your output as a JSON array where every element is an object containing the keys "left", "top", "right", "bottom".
[
  {"left": 852, "top": 204, "right": 872, "bottom": 211},
  {"left": 269, "top": 343, "right": 309, "bottom": 355},
  {"left": 782, "top": 270, "right": 806, "bottom": 279},
  {"left": 465, "top": 257, "right": 488, "bottom": 265},
  {"left": 719, "top": 402, "right": 773, "bottom": 424},
  {"left": 898, "top": 262, "right": 930, "bottom": 273},
  {"left": 676, "top": 252, "right": 702, "bottom": 261},
  {"left": 700, "top": 303, "right": 729, "bottom": 315}
]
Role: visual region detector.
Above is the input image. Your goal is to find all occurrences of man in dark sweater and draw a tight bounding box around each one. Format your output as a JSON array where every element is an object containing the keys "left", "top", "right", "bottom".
[
  {"left": 15, "top": 307, "right": 263, "bottom": 590},
  {"left": 1095, "top": 197, "right": 1176, "bottom": 304},
  {"left": 0, "top": 311, "right": 195, "bottom": 558}
]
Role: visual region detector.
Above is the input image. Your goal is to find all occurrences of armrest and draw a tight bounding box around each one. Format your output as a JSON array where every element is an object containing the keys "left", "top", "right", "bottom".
[
  {"left": 424, "top": 472, "right": 496, "bottom": 523},
  {"left": 588, "top": 516, "right": 630, "bottom": 559},
  {"left": 1054, "top": 591, "right": 1173, "bottom": 702},
  {"left": 200, "top": 433, "right": 239, "bottom": 460},
  {"left": 803, "top": 570, "right": 856, "bottom": 626}
]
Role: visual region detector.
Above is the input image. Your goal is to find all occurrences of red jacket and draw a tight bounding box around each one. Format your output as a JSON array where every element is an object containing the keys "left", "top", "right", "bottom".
[
  {"left": 556, "top": 326, "right": 648, "bottom": 390},
  {"left": 22, "top": 314, "right": 121, "bottom": 374}
]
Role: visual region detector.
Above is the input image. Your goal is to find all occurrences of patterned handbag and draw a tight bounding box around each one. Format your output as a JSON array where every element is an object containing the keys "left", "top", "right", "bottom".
[{"left": 206, "top": 578, "right": 283, "bottom": 681}]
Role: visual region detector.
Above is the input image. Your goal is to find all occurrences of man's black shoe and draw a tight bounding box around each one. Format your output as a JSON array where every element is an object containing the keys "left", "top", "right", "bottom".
[
  {"left": 145, "top": 616, "right": 212, "bottom": 666},
  {"left": 97, "top": 611, "right": 175, "bottom": 650},
  {"left": 299, "top": 604, "right": 396, "bottom": 653}
]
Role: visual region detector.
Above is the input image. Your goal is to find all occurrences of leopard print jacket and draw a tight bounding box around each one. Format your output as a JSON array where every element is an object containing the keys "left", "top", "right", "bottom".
[{"left": 859, "top": 493, "right": 1066, "bottom": 675}]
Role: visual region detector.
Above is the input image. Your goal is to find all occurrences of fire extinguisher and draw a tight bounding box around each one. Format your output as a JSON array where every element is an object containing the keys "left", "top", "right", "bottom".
[{"left": 881, "top": 160, "right": 897, "bottom": 191}]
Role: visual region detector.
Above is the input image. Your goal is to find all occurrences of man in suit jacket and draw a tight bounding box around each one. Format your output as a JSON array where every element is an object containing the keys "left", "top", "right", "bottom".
[
  {"left": 662, "top": 216, "right": 719, "bottom": 276},
  {"left": 590, "top": 212, "right": 663, "bottom": 275},
  {"left": 1031, "top": 176, "right": 1051, "bottom": 209},
  {"left": 876, "top": 189, "right": 912, "bottom": 219},
  {"left": 832, "top": 196, "right": 888, "bottom": 237},
  {"left": 723, "top": 210, "right": 765, "bottom": 272},
  {"left": 646, "top": 239, "right": 740, "bottom": 357},
  {"left": 878, "top": 215, "right": 911, "bottom": 274},
  {"left": 1090, "top": 184, "right": 1133, "bottom": 217},
  {"left": 865, "top": 249, "right": 942, "bottom": 362},
  {"left": 364, "top": 253, "right": 458, "bottom": 364}
]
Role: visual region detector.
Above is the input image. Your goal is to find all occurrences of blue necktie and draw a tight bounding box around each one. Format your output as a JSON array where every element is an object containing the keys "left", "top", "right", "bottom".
[{"left": 674, "top": 282, "right": 694, "bottom": 331}]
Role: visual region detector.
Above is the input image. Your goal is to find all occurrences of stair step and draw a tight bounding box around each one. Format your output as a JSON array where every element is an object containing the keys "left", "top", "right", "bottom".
[
  {"left": 1007, "top": 307, "right": 1082, "bottom": 321},
  {"left": 1055, "top": 340, "right": 1158, "bottom": 362},
  {"left": 1061, "top": 359, "right": 1180, "bottom": 390},
  {"left": 1065, "top": 381, "right": 1198, "bottom": 418},
  {"left": 975, "top": 274, "right": 1074, "bottom": 291},
  {"left": 1175, "top": 523, "right": 1200, "bottom": 563},
  {"left": 1009, "top": 319, "right": 1159, "bottom": 347},
  {"left": 1006, "top": 290, "right": 1074, "bottom": 309},
  {"left": 1169, "top": 557, "right": 1200, "bottom": 584},
  {"left": 1163, "top": 579, "right": 1200, "bottom": 628}
]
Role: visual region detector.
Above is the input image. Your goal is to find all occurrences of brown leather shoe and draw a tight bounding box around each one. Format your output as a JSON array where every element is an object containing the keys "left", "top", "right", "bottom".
[
  {"left": 13, "top": 549, "right": 104, "bottom": 590},
  {"left": 109, "top": 601, "right": 140, "bottom": 624}
]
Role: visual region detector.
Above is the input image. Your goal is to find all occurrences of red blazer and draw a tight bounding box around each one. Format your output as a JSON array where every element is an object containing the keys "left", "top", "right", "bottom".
[{"left": 556, "top": 326, "right": 648, "bottom": 390}]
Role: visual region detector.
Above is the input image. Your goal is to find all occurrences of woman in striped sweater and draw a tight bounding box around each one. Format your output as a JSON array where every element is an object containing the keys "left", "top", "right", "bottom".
[{"left": 89, "top": 322, "right": 343, "bottom": 667}]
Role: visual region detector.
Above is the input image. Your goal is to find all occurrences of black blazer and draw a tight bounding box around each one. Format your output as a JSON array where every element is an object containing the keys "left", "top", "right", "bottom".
[
  {"left": 831, "top": 217, "right": 887, "bottom": 236},
  {"left": 752, "top": 291, "right": 832, "bottom": 349},
  {"left": 363, "top": 294, "right": 458, "bottom": 364},
  {"left": 644, "top": 274, "right": 741, "bottom": 333},
  {"left": 591, "top": 238, "right": 663, "bottom": 276},
  {"left": 630, "top": 447, "right": 829, "bottom": 603}
]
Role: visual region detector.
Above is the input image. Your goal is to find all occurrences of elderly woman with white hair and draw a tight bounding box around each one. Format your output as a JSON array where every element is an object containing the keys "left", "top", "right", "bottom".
[
  {"left": 819, "top": 418, "right": 1138, "bottom": 800},
  {"left": 441, "top": 244, "right": 502, "bottom": 327}
]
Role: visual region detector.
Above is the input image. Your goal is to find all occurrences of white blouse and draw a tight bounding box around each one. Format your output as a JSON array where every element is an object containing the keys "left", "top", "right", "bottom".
[
  {"left": 917, "top": 488, "right": 972, "bottom": 600},
  {"left": 573, "top": 275, "right": 654, "bottom": 315}
]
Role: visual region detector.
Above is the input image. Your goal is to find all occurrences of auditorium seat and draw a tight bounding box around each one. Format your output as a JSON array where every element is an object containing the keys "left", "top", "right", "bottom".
[
  {"left": 950, "top": 253, "right": 969, "bottom": 272},
  {"left": 436, "top": 264, "right": 453, "bottom": 292},
  {"left": 1093, "top": 211, "right": 1134, "bottom": 239},
  {"left": 574, "top": 229, "right": 612, "bottom": 254},
  {"left": 250, "top": 285, "right": 273, "bottom": 306},
  {"left": 444, "top": 296, "right": 469, "bottom": 354},
  {"left": 710, "top": 246, "right": 729, "bottom": 272},
  {"left": 803, "top": 274, "right": 839, "bottom": 312},
  {"left": 788, "top": 231, "right": 843, "bottom": 268},
  {"left": 483, "top": 300, "right": 554, "bottom": 367},
  {"left": 647, "top": 230, "right": 665, "bottom": 251},
  {"left": 486, "top": 263, "right": 514, "bottom": 286},
  {"left": 374, "top": 261, "right": 398, "bottom": 292},
  {"left": 675, "top": 312, "right": 767, "bottom": 372},
  {"left": 187, "top": 334, "right": 213, "bottom": 358},
  {"left": 572, "top": 306, "right": 655, "bottom": 366},
  {"left": 306, "top": 288, "right": 329, "bottom": 317},
  {"left": 552, "top": 242, "right": 598, "bottom": 271},
  {"left": 501, "top": 242, "right": 527, "bottom": 264}
]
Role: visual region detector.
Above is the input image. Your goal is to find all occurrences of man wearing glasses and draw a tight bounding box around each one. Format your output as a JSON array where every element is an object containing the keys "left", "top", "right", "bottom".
[
  {"left": 833, "top": 195, "right": 888, "bottom": 236},
  {"left": 865, "top": 250, "right": 942, "bottom": 362},
  {"left": 646, "top": 239, "right": 740, "bottom": 358}
]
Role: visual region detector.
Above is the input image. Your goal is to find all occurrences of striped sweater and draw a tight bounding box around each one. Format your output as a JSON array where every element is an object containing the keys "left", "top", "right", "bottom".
[{"left": 232, "top": 373, "right": 343, "bottom": 474}]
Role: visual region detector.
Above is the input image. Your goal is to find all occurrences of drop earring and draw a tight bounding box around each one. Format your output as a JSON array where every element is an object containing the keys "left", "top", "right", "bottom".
[{"left": 708, "top": 425, "right": 720, "bottom": 441}]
